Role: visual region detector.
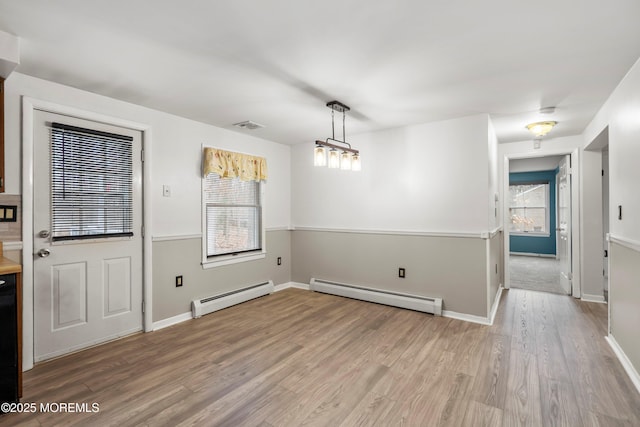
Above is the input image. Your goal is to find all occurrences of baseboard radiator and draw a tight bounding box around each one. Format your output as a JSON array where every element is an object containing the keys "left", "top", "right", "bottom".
[
  {"left": 191, "top": 280, "right": 274, "bottom": 318},
  {"left": 310, "top": 278, "right": 442, "bottom": 316}
]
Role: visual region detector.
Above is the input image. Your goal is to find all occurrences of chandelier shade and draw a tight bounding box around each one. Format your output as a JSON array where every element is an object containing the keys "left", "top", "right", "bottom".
[{"left": 314, "top": 145, "right": 327, "bottom": 167}]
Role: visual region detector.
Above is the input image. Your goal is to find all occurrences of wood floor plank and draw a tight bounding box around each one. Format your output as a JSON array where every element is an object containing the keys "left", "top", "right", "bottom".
[
  {"left": 338, "top": 392, "right": 395, "bottom": 427},
  {"left": 298, "top": 362, "right": 389, "bottom": 426},
  {"left": 533, "top": 293, "right": 573, "bottom": 383},
  {"left": 539, "top": 376, "right": 584, "bottom": 427},
  {"left": 437, "top": 372, "right": 474, "bottom": 427},
  {"left": 382, "top": 369, "right": 458, "bottom": 426},
  {"left": 2, "top": 288, "right": 640, "bottom": 426},
  {"left": 504, "top": 349, "right": 542, "bottom": 426},
  {"left": 511, "top": 290, "right": 537, "bottom": 354},
  {"left": 470, "top": 332, "right": 511, "bottom": 409},
  {"left": 461, "top": 400, "right": 503, "bottom": 427}
]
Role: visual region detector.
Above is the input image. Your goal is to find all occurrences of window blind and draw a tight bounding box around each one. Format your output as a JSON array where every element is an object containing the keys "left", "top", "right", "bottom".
[
  {"left": 50, "top": 122, "right": 134, "bottom": 241},
  {"left": 204, "top": 173, "right": 261, "bottom": 257}
]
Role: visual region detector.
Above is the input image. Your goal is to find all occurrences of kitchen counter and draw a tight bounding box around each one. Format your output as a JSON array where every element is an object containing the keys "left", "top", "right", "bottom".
[{"left": 0, "top": 255, "right": 21, "bottom": 275}]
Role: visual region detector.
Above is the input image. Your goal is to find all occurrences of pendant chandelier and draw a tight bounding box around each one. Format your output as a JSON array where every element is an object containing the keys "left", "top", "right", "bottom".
[{"left": 314, "top": 100, "right": 360, "bottom": 171}]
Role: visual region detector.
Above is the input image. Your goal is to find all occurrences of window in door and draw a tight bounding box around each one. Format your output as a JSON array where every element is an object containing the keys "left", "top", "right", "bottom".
[
  {"left": 50, "top": 122, "right": 134, "bottom": 241},
  {"left": 509, "top": 183, "right": 550, "bottom": 235}
]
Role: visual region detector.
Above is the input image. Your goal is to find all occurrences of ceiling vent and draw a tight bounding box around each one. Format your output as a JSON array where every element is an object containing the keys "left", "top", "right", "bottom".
[{"left": 233, "top": 120, "right": 265, "bottom": 130}]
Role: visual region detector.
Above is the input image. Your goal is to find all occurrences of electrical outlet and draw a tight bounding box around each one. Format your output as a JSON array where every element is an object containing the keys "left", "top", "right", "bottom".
[
  {"left": 398, "top": 268, "right": 405, "bottom": 278},
  {"left": 277, "top": 257, "right": 282, "bottom": 266},
  {"left": 176, "top": 275, "right": 183, "bottom": 287}
]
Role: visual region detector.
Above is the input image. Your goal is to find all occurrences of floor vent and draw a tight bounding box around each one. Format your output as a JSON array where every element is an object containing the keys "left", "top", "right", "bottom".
[
  {"left": 191, "top": 280, "right": 274, "bottom": 318},
  {"left": 310, "top": 278, "right": 442, "bottom": 315}
]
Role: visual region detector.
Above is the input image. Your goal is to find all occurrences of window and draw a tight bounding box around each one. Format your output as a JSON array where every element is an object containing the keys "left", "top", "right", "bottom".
[
  {"left": 509, "top": 183, "right": 549, "bottom": 235},
  {"left": 50, "top": 122, "right": 133, "bottom": 241},
  {"left": 203, "top": 173, "right": 262, "bottom": 260}
]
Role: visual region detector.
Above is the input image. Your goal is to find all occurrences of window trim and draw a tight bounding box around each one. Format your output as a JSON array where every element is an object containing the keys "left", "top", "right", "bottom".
[
  {"left": 509, "top": 182, "right": 550, "bottom": 237},
  {"left": 201, "top": 148, "right": 266, "bottom": 268}
]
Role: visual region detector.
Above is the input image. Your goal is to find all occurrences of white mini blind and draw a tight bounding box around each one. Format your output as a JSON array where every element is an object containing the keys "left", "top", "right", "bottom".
[
  {"left": 50, "top": 122, "right": 134, "bottom": 241},
  {"left": 204, "top": 173, "right": 261, "bottom": 257}
]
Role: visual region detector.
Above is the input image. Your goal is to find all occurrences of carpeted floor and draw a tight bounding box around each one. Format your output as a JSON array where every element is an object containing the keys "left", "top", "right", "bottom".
[{"left": 509, "top": 254, "right": 567, "bottom": 294}]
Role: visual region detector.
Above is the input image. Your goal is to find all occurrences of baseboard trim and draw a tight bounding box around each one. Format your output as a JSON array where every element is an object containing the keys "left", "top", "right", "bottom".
[
  {"left": 606, "top": 334, "right": 640, "bottom": 395},
  {"left": 279, "top": 281, "right": 497, "bottom": 325},
  {"left": 152, "top": 284, "right": 502, "bottom": 329},
  {"left": 274, "top": 281, "right": 310, "bottom": 292},
  {"left": 581, "top": 294, "right": 606, "bottom": 304},
  {"left": 152, "top": 312, "right": 192, "bottom": 331},
  {"left": 489, "top": 286, "right": 504, "bottom": 324},
  {"left": 442, "top": 310, "right": 492, "bottom": 326}
]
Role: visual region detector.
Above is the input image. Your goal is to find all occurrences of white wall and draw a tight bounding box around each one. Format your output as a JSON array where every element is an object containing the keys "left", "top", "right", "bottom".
[
  {"left": 292, "top": 114, "right": 492, "bottom": 233},
  {"left": 585, "top": 58, "right": 640, "bottom": 243},
  {"left": 582, "top": 55, "right": 640, "bottom": 384},
  {"left": 4, "top": 73, "right": 292, "bottom": 234}
]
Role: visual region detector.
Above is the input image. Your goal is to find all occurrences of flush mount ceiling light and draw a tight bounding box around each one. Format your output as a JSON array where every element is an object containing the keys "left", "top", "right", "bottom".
[
  {"left": 314, "top": 100, "right": 360, "bottom": 171},
  {"left": 526, "top": 121, "right": 557, "bottom": 138}
]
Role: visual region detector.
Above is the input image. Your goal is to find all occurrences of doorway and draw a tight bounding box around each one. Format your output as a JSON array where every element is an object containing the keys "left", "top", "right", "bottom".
[{"left": 503, "top": 149, "right": 580, "bottom": 297}]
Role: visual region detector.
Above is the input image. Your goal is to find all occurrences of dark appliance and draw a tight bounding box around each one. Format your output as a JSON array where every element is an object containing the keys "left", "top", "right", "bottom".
[{"left": 0, "top": 273, "right": 18, "bottom": 405}]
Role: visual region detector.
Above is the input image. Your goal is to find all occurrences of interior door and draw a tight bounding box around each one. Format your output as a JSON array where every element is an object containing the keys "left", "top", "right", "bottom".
[
  {"left": 33, "top": 110, "right": 143, "bottom": 362},
  {"left": 557, "top": 155, "right": 572, "bottom": 294}
]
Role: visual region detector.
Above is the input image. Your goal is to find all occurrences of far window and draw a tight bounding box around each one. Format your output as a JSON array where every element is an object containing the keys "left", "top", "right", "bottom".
[
  {"left": 203, "top": 173, "right": 262, "bottom": 257},
  {"left": 509, "top": 183, "right": 549, "bottom": 235}
]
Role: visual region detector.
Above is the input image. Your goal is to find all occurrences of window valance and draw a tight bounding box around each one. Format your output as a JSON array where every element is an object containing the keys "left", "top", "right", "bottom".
[{"left": 203, "top": 147, "right": 267, "bottom": 182}]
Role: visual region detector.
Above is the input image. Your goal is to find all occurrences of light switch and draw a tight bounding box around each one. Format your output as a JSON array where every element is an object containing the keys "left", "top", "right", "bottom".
[{"left": 163, "top": 185, "right": 171, "bottom": 197}]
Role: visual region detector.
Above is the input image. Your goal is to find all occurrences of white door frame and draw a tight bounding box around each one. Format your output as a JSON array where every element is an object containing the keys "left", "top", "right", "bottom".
[
  {"left": 502, "top": 148, "right": 581, "bottom": 298},
  {"left": 22, "top": 97, "right": 153, "bottom": 371}
]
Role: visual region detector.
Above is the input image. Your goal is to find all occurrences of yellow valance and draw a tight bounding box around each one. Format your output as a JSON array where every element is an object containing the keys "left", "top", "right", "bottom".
[{"left": 203, "top": 147, "right": 268, "bottom": 182}]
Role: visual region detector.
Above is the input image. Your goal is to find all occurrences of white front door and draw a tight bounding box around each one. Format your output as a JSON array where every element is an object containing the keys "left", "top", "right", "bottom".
[
  {"left": 557, "top": 155, "right": 572, "bottom": 295},
  {"left": 33, "top": 110, "right": 143, "bottom": 362}
]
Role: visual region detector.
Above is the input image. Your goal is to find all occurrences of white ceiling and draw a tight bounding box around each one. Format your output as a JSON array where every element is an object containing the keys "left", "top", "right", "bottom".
[{"left": 1, "top": 0, "right": 640, "bottom": 145}]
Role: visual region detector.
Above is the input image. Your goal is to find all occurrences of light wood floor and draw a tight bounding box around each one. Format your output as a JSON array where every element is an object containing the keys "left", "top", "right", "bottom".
[{"left": 3, "top": 288, "right": 640, "bottom": 426}]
